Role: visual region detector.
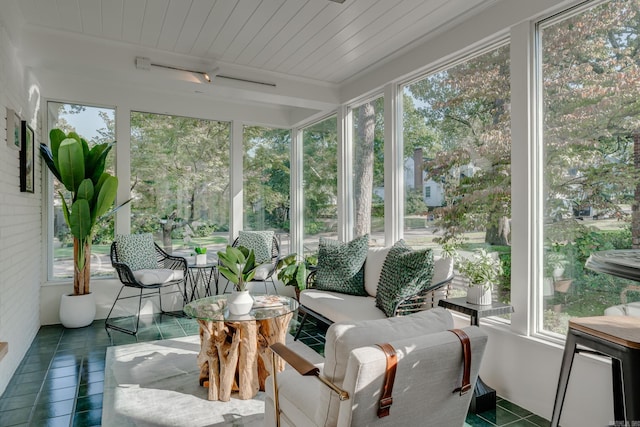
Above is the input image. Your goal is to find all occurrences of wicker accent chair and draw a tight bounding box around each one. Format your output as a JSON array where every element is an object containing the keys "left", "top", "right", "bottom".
[
  {"left": 106, "top": 241, "right": 187, "bottom": 336},
  {"left": 221, "top": 235, "right": 280, "bottom": 295}
]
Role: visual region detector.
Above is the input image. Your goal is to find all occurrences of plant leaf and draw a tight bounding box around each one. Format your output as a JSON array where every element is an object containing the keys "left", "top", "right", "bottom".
[
  {"left": 76, "top": 179, "right": 94, "bottom": 201},
  {"left": 93, "top": 175, "right": 118, "bottom": 221},
  {"left": 68, "top": 198, "right": 91, "bottom": 240},
  {"left": 57, "top": 138, "right": 85, "bottom": 193},
  {"left": 39, "top": 143, "right": 62, "bottom": 182},
  {"left": 49, "top": 129, "right": 66, "bottom": 172}
]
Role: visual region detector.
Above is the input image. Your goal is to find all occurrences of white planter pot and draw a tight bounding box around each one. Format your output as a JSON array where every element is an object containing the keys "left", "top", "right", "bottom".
[
  {"left": 59, "top": 293, "right": 96, "bottom": 328},
  {"left": 196, "top": 254, "right": 207, "bottom": 265},
  {"left": 466, "top": 286, "right": 492, "bottom": 305},
  {"left": 227, "top": 290, "right": 254, "bottom": 315}
]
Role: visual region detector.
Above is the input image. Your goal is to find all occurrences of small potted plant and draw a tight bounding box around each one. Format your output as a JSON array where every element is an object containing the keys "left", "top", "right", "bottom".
[
  {"left": 217, "top": 246, "right": 258, "bottom": 315},
  {"left": 195, "top": 246, "right": 207, "bottom": 265},
  {"left": 277, "top": 253, "right": 318, "bottom": 299},
  {"left": 457, "top": 248, "right": 503, "bottom": 305}
]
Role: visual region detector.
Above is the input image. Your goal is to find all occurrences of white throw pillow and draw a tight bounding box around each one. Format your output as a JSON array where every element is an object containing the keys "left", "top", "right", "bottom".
[{"left": 363, "top": 246, "right": 391, "bottom": 297}]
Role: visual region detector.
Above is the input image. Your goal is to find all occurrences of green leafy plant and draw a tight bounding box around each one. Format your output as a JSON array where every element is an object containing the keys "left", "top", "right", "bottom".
[
  {"left": 40, "top": 129, "right": 124, "bottom": 295},
  {"left": 277, "top": 253, "right": 318, "bottom": 291},
  {"left": 217, "top": 246, "right": 257, "bottom": 292},
  {"left": 194, "top": 246, "right": 207, "bottom": 255},
  {"left": 457, "top": 248, "right": 504, "bottom": 291}
]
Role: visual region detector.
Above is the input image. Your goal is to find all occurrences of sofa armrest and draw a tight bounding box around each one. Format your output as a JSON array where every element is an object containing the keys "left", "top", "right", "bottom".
[{"left": 270, "top": 342, "right": 349, "bottom": 400}]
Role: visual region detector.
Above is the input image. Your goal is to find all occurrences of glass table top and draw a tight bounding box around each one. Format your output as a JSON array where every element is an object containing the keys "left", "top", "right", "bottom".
[{"left": 183, "top": 294, "right": 299, "bottom": 322}]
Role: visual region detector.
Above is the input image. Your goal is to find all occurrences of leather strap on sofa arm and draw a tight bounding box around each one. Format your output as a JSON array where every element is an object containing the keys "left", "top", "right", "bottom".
[
  {"left": 376, "top": 342, "right": 398, "bottom": 418},
  {"left": 449, "top": 329, "right": 472, "bottom": 395}
]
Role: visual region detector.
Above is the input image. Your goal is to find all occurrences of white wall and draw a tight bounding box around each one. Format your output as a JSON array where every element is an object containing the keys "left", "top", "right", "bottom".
[{"left": 0, "top": 21, "right": 42, "bottom": 396}]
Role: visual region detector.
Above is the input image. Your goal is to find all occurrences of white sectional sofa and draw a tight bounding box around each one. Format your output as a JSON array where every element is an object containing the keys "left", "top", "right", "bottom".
[{"left": 294, "top": 247, "right": 454, "bottom": 337}]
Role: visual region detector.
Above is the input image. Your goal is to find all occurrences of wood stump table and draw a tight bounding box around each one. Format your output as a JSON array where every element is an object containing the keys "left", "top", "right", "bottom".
[{"left": 184, "top": 295, "right": 299, "bottom": 401}]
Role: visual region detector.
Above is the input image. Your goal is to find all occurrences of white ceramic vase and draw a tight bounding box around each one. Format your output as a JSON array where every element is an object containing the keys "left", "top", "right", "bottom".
[
  {"left": 59, "top": 293, "right": 96, "bottom": 328},
  {"left": 466, "top": 285, "right": 492, "bottom": 305},
  {"left": 227, "top": 290, "right": 254, "bottom": 315},
  {"left": 196, "top": 254, "right": 207, "bottom": 265}
]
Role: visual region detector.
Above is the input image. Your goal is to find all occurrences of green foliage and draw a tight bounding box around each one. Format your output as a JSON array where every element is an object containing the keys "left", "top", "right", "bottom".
[
  {"left": 217, "top": 246, "right": 257, "bottom": 292},
  {"left": 405, "top": 189, "right": 428, "bottom": 215},
  {"left": 194, "top": 246, "right": 207, "bottom": 255},
  {"left": 276, "top": 253, "right": 318, "bottom": 290},
  {"left": 40, "top": 129, "right": 122, "bottom": 288},
  {"left": 457, "top": 248, "right": 504, "bottom": 290}
]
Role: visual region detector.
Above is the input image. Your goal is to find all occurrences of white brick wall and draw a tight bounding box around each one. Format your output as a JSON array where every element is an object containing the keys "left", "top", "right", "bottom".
[{"left": 0, "top": 22, "right": 42, "bottom": 396}]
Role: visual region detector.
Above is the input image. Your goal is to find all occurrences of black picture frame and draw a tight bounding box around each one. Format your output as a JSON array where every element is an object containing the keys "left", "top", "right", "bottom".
[{"left": 20, "top": 121, "right": 34, "bottom": 193}]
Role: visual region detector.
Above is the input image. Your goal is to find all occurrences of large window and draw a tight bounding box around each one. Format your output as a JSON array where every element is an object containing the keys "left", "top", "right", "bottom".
[
  {"left": 243, "top": 125, "right": 291, "bottom": 254},
  {"left": 539, "top": 0, "right": 640, "bottom": 335},
  {"left": 402, "top": 44, "right": 511, "bottom": 305},
  {"left": 47, "top": 101, "right": 116, "bottom": 280},
  {"left": 351, "top": 97, "right": 385, "bottom": 245},
  {"left": 130, "top": 112, "right": 230, "bottom": 257},
  {"left": 302, "top": 116, "right": 338, "bottom": 253}
]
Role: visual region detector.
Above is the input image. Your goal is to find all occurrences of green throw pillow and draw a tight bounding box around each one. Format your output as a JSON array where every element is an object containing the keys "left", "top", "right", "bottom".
[
  {"left": 115, "top": 233, "right": 158, "bottom": 271},
  {"left": 376, "top": 240, "right": 434, "bottom": 317},
  {"left": 315, "top": 234, "right": 369, "bottom": 296},
  {"left": 237, "top": 231, "right": 274, "bottom": 264}
]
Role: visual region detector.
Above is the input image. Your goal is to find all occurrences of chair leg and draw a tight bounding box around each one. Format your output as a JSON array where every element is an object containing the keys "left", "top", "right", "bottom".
[
  {"left": 105, "top": 285, "right": 127, "bottom": 330},
  {"left": 551, "top": 331, "right": 578, "bottom": 427},
  {"left": 105, "top": 287, "right": 144, "bottom": 336},
  {"left": 265, "top": 278, "right": 278, "bottom": 295},
  {"left": 293, "top": 311, "right": 309, "bottom": 341},
  {"left": 621, "top": 351, "right": 640, "bottom": 423},
  {"left": 611, "top": 358, "right": 625, "bottom": 423}
]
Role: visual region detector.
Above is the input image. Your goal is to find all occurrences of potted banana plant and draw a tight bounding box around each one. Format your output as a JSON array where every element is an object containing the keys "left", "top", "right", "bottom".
[{"left": 40, "top": 129, "right": 121, "bottom": 327}]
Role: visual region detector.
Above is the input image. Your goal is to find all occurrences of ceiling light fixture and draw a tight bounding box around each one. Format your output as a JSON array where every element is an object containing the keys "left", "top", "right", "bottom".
[
  {"left": 328, "top": 0, "right": 346, "bottom": 3},
  {"left": 135, "top": 56, "right": 217, "bottom": 83}
]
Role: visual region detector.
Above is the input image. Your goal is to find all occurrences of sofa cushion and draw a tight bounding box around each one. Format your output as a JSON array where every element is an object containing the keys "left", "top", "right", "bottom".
[
  {"left": 253, "top": 262, "right": 273, "bottom": 280},
  {"left": 604, "top": 301, "right": 640, "bottom": 317},
  {"left": 317, "top": 308, "right": 453, "bottom": 426},
  {"left": 299, "top": 289, "right": 386, "bottom": 323},
  {"left": 115, "top": 233, "right": 157, "bottom": 271},
  {"left": 237, "top": 230, "right": 274, "bottom": 264},
  {"left": 364, "top": 246, "right": 392, "bottom": 297},
  {"left": 132, "top": 268, "right": 184, "bottom": 285},
  {"left": 315, "top": 234, "right": 369, "bottom": 296},
  {"left": 375, "top": 240, "right": 434, "bottom": 317}
]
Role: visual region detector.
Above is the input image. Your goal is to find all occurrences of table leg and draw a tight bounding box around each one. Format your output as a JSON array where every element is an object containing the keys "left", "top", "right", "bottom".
[
  {"left": 237, "top": 321, "right": 259, "bottom": 399},
  {"left": 257, "top": 312, "right": 293, "bottom": 390}
]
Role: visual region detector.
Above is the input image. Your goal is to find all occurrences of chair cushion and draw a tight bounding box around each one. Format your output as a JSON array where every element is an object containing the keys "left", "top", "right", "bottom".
[
  {"left": 132, "top": 268, "right": 184, "bottom": 285},
  {"left": 237, "top": 230, "right": 274, "bottom": 264},
  {"left": 318, "top": 308, "right": 453, "bottom": 426},
  {"left": 375, "top": 240, "right": 434, "bottom": 317},
  {"left": 315, "top": 234, "right": 369, "bottom": 296},
  {"left": 115, "top": 233, "right": 157, "bottom": 271},
  {"left": 299, "top": 289, "right": 386, "bottom": 323},
  {"left": 253, "top": 262, "right": 273, "bottom": 281},
  {"left": 604, "top": 301, "right": 640, "bottom": 317},
  {"left": 363, "top": 246, "right": 391, "bottom": 297}
]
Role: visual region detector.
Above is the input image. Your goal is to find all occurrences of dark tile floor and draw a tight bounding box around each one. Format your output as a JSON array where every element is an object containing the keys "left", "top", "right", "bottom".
[{"left": 0, "top": 312, "right": 550, "bottom": 427}]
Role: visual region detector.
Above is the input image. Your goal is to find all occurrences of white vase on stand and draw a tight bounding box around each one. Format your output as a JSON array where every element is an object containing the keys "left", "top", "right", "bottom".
[
  {"left": 227, "top": 290, "right": 254, "bottom": 315},
  {"left": 466, "top": 285, "right": 492, "bottom": 305},
  {"left": 59, "top": 293, "right": 96, "bottom": 328},
  {"left": 196, "top": 254, "right": 207, "bottom": 265}
]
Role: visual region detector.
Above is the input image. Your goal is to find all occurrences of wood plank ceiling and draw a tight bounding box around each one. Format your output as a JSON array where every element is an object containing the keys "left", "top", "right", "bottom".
[{"left": 15, "top": 0, "right": 496, "bottom": 86}]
